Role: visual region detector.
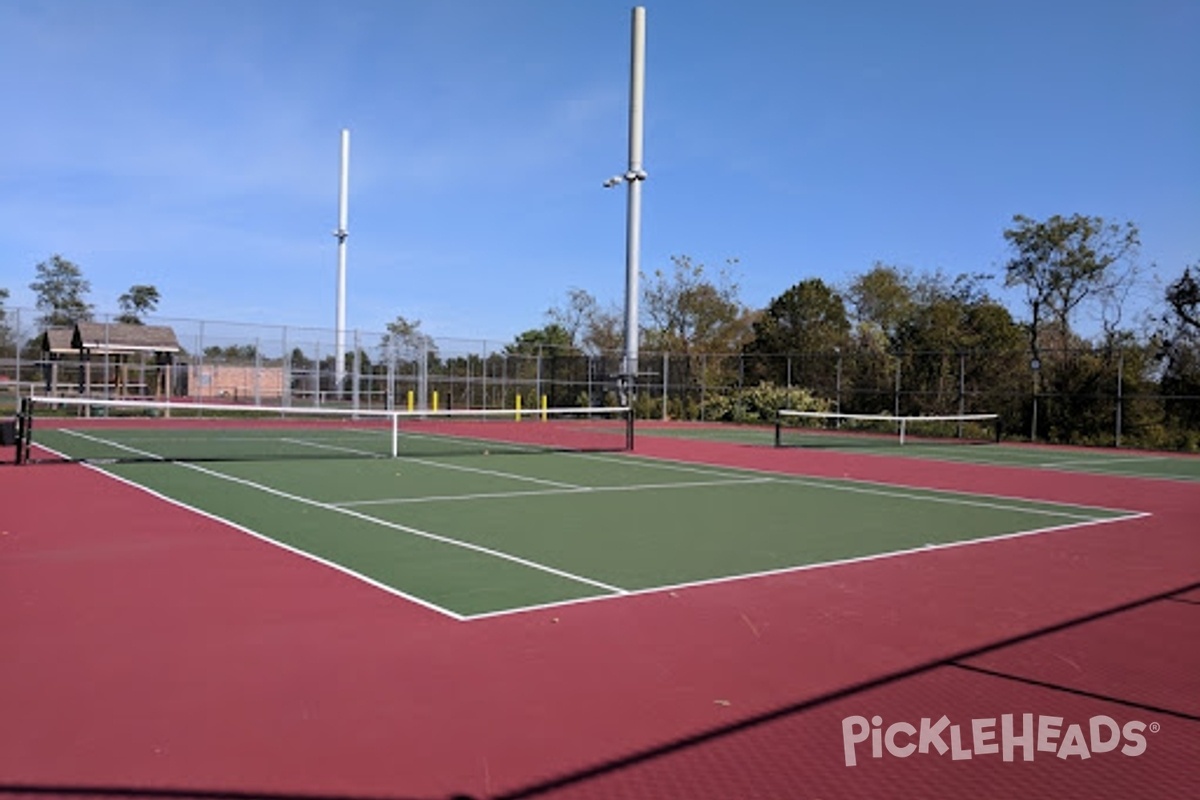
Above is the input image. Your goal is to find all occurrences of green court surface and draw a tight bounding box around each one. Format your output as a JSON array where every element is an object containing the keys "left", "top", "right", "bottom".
[
  {"left": 31, "top": 425, "right": 1142, "bottom": 619},
  {"left": 641, "top": 422, "right": 1200, "bottom": 482}
]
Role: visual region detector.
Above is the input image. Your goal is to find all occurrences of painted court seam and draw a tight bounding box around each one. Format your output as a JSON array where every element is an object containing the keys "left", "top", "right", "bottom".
[
  {"left": 482, "top": 579, "right": 1200, "bottom": 800},
  {"left": 949, "top": 661, "right": 1200, "bottom": 722}
]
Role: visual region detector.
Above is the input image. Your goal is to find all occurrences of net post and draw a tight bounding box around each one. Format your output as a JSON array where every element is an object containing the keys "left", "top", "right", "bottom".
[
  {"left": 13, "top": 397, "right": 29, "bottom": 464},
  {"left": 626, "top": 406, "right": 635, "bottom": 451},
  {"left": 899, "top": 418, "right": 907, "bottom": 446},
  {"left": 391, "top": 412, "right": 399, "bottom": 458},
  {"left": 774, "top": 412, "right": 782, "bottom": 448},
  {"left": 20, "top": 397, "right": 33, "bottom": 465}
]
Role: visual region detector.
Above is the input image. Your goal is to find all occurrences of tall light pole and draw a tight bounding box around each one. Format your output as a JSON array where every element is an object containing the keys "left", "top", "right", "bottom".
[
  {"left": 604, "top": 6, "right": 647, "bottom": 402},
  {"left": 334, "top": 128, "right": 350, "bottom": 398}
]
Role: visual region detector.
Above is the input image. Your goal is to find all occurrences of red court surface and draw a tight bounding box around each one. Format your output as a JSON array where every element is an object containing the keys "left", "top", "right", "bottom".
[{"left": 2, "top": 436, "right": 1197, "bottom": 799}]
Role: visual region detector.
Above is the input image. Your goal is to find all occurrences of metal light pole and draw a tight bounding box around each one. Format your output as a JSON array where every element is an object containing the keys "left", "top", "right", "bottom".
[
  {"left": 334, "top": 128, "right": 350, "bottom": 399},
  {"left": 604, "top": 6, "right": 647, "bottom": 402}
]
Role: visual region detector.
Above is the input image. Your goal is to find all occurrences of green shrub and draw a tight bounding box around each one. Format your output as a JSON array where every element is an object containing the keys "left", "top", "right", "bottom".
[{"left": 701, "top": 382, "right": 832, "bottom": 424}]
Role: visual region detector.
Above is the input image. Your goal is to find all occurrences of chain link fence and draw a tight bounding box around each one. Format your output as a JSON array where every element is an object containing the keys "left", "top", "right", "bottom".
[{"left": 2, "top": 306, "right": 1197, "bottom": 450}]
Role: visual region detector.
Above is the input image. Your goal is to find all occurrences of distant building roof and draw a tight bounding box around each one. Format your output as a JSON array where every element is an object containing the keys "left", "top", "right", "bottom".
[
  {"left": 40, "top": 328, "right": 76, "bottom": 355},
  {"left": 41, "top": 322, "right": 182, "bottom": 355}
]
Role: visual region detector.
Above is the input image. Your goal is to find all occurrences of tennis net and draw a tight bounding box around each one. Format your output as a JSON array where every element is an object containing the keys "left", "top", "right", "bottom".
[
  {"left": 774, "top": 409, "right": 1000, "bottom": 448},
  {"left": 19, "top": 396, "right": 634, "bottom": 464}
]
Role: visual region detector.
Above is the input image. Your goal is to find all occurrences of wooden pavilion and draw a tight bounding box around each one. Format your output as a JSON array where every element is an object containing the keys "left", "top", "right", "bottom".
[{"left": 40, "top": 322, "right": 182, "bottom": 398}]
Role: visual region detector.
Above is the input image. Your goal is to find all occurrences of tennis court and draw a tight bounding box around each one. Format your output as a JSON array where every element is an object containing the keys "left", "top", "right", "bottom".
[
  {"left": 21, "top": 405, "right": 1139, "bottom": 619},
  {"left": 639, "top": 418, "right": 1200, "bottom": 482},
  {"left": 3, "top": 398, "right": 1197, "bottom": 800}
]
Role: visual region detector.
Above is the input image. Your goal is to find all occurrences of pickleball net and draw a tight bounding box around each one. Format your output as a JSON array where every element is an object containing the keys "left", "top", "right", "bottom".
[
  {"left": 18, "top": 395, "right": 634, "bottom": 464},
  {"left": 775, "top": 409, "right": 1000, "bottom": 448}
]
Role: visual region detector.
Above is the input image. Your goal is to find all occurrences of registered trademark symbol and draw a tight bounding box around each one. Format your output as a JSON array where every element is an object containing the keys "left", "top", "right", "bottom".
[{"left": 1149, "top": 722, "right": 1161, "bottom": 734}]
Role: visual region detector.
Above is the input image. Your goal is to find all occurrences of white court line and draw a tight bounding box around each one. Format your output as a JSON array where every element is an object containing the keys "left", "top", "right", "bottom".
[
  {"left": 463, "top": 510, "right": 1152, "bottom": 621},
  {"left": 280, "top": 438, "right": 386, "bottom": 457},
  {"left": 42, "top": 430, "right": 1153, "bottom": 623},
  {"left": 332, "top": 477, "right": 773, "bottom": 507},
  {"left": 32, "top": 440, "right": 468, "bottom": 621},
  {"left": 571, "top": 451, "right": 1132, "bottom": 519},
  {"left": 398, "top": 456, "right": 583, "bottom": 489},
  {"left": 57, "top": 429, "right": 627, "bottom": 597},
  {"left": 297, "top": 428, "right": 588, "bottom": 490},
  {"left": 1037, "top": 455, "right": 1169, "bottom": 468}
]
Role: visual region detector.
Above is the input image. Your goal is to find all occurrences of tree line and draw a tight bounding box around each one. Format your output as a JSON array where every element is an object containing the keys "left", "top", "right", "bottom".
[
  {"left": 513, "top": 214, "right": 1199, "bottom": 449},
  {"left": 4, "top": 213, "right": 1198, "bottom": 448},
  {"left": 1, "top": 254, "right": 161, "bottom": 328}
]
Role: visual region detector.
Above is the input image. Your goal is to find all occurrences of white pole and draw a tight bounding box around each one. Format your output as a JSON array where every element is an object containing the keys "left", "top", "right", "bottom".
[
  {"left": 334, "top": 128, "right": 350, "bottom": 398},
  {"left": 623, "top": 7, "right": 647, "bottom": 398}
]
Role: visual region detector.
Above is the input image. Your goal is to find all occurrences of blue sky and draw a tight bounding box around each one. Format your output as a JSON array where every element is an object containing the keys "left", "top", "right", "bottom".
[{"left": 2, "top": 0, "right": 1197, "bottom": 344}]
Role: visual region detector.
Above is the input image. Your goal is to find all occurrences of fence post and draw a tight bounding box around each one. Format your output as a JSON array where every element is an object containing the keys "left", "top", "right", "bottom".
[
  {"left": 894, "top": 354, "right": 902, "bottom": 417},
  {"left": 352, "top": 330, "right": 361, "bottom": 411},
  {"left": 13, "top": 308, "right": 20, "bottom": 398},
  {"left": 662, "top": 351, "right": 668, "bottom": 420},
  {"left": 1031, "top": 361, "right": 1040, "bottom": 442},
  {"left": 254, "top": 337, "right": 262, "bottom": 406},
  {"left": 419, "top": 341, "right": 429, "bottom": 411},
  {"left": 1116, "top": 350, "right": 1124, "bottom": 448},
  {"left": 386, "top": 341, "right": 395, "bottom": 411},
  {"left": 314, "top": 340, "right": 324, "bottom": 410},
  {"left": 197, "top": 321, "right": 205, "bottom": 401},
  {"left": 282, "top": 327, "right": 291, "bottom": 406},
  {"left": 957, "top": 350, "right": 966, "bottom": 437},
  {"left": 835, "top": 348, "right": 842, "bottom": 415},
  {"left": 103, "top": 317, "right": 111, "bottom": 400}
]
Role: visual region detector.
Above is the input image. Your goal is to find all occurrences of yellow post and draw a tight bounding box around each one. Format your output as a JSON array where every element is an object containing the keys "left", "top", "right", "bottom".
[
  {"left": 515, "top": 394, "right": 522, "bottom": 421},
  {"left": 433, "top": 390, "right": 439, "bottom": 412},
  {"left": 406, "top": 390, "right": 414, "bottom": 412},
  {"left": 541, "top": 394, "right": 548, "bottom": 421}
]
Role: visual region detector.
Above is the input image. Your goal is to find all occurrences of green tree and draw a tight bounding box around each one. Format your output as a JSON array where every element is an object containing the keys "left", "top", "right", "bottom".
[
  {"left": 847, "top": 263, "right": 915, "bottom": 339},
  {"left": 750, "top": 278, "right": 850, "bottom": 354},
  {"left": 203, "top": 344, "right": 258, "bottom": 361},
  {"left": 744, "top": 278, "right": 850, "bottom": 389},
  {"left": 504, "top": 324, "right": 582, "bottom": 406},
  {"left": 1165, "top": 264, "right": 1200, "bottom": 332},
  {"left": 30, "top": 254, "right": 93, "bottom": 328},
  {"left": 505, "top": 324, "right": 577, "bottom": 356},
  {"left": 1158, "top": 263, "right": 1200, "bottom": 448},
  {"left": 116, "top": 284, "right": 161, "bottom": 325},
  {"left": 547, "top": 288, "right": 622, "bottom": 355},
  {"left": 642, "top": 255, "right": 750, "bottom": 416},
  {"left": 642, "top": 255, "right": 748, "bottom": 354},
  {"left": 891, "top": 274, "right": 1024, "bottom": 417},
  {"left": 0, "top": 287, "right": 10, "bottom": 349},
  {"left": 379, "top": 315, "right": 437, "bottom": 361},
  {"left": 1002, "top": 214, "right": 1140, "bottom": 356},
  {"left": 1002, "top": 214, "right": 1140, "bottom": 440}
]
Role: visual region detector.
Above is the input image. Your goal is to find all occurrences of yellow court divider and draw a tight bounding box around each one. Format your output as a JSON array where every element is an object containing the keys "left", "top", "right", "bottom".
[
  {"left": 432, "top": 391, "right": 439, "bottom": 412},
  {"left": 541, "top": 395, "right": 548, "bottom": 421},
  {"left": 515, "top": 394, "right": 522, "bottom": 421},
  {"left": 406, "top": 390, "right": 414, "bottom": 412}
]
